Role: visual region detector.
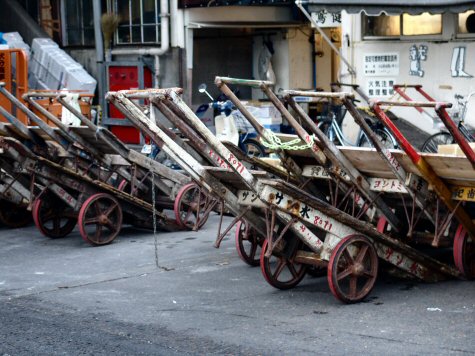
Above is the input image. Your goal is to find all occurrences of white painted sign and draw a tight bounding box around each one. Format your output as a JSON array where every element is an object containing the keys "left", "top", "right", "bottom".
[
  {"left": 366, "top": 78, "right": 396, "bottom": 98},
  {"left": 311, "top": 11, "right": 342, "bottom": 28},
  {"left": 364, "top": 53, "right": 399, "bottom": 76},
  {"left": 367, "top": 177, "right": 407, "bottom": 193}
]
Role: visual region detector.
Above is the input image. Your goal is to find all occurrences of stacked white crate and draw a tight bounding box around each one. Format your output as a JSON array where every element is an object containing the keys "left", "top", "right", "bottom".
[
  {"left": 31, "top": 38, "right": 58, "bottom": 84},
  {"left": 3, "top": 32, "right": 30, "bottom": 58},
  {"left": 244, "top": 103, "right": 283, "bottom": 132},
  {"left": 44, "top": 48, "right": 82, "bottom": 90},
  {"left": 30, "top": 38, "right": 97, "bottom": 93},
  {"left": 3, "top": 32, "right": 31, "bottom": 80},
  {"left": 62, "top": 67, "right": 97, "bottom": 94}
]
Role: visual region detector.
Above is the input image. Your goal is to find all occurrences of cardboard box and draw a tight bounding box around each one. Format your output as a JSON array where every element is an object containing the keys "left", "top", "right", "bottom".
[{"left": 438, "top": 143, "right": 475, "bottom": 156}]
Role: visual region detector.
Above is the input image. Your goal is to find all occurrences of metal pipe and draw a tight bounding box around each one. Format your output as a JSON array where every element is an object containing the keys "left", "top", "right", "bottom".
[
  {"left": 111, "top": 0, "right": 170, "bottom": 57},
  {"left": 93, "top": 0, "right": 106, "bottom": 110},
  {"left": 284, "top": 90, "right": 403, "bottom": 232},
  {"left": 295, "top": 0, "right": 356, "bottom": 76},
  {"left": 285, "top": 90, "right": 353, "bottom": 99}
]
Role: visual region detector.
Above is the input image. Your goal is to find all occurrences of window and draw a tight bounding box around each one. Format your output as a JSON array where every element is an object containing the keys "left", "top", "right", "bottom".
[
  {"left": 63, "top": 0, "right": 95, "bottom": 46},
  {"left": 458, "top": 10, "right": 475, "bottom": 34},
  {"left": 363, "top": 13, "right": 442, "bottom": 38},
  {"left": 112, "top": 0, "right": 161, "bottom": 44}
]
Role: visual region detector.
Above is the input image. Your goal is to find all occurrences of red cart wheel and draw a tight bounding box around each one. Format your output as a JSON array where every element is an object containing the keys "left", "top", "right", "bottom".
[
  {"left": 174, "top": 183, "right": 210, "bottom": 230},
  {"left": 32, "top": 198, "right": 76, "bottom": 238},
  {"left": 328, "top": 234, "right": 378, "bottom": 303},
  {"left": 117, "top": 179, "right": 128, "bottom": 192},
  {"left": 260, "top": 238, "right": 307, "bottom": 290},
  {"left": 78, "top": 193, "right": 122, "bottom": 246},
  {"left": 0, "top": 200, "right": 31, "bottom": 228},
  {"left": 376, "top": 216, "right": 387, "bottom": 233},
  {"left": 235, "top": 220, "right": 263, "bottom": 266},
  {"left": 453, "top": 224, "right": 475, "bottom": 279}
]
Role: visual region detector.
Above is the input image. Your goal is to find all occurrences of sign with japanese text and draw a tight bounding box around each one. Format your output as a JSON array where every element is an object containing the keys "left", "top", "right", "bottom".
[
  {"left": 311, "top": 11, "right": 342, "bottom": 28},
  {"left": 366, "top": 78, "right": 396, "bottom": 98},
  {"left": 452, "top": 186, "right": 475, "bottom": 201},
  {"left": 364, "top": 53, "right": 399, "bottom": 76}
]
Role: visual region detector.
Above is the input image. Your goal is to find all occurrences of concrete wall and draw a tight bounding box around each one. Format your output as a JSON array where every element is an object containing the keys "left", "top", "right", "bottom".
[
  {"left": 252, "top": 27, "right": 313, "bottom": 99},
  {"left": 192, "top": 28, "right": 253, "bottom": 104},
  {"left": 341, "top": 12, "right": 475, "bottom": 134},
  {"left": 288, "top": 28, "right": 313, "bottom": 90}
]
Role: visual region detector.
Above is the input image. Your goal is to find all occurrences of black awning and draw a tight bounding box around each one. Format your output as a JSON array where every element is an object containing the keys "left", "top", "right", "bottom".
[{"left": 304, "top": 0, "right": 475, "bottom": 15}]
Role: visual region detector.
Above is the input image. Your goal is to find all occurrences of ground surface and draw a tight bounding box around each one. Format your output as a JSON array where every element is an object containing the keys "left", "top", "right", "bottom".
[{"left": 1, "top": 215, "right": 474, "bottom": 355}]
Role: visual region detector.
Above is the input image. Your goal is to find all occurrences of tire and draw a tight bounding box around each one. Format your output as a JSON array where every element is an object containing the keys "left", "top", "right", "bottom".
[
  {"left": 317, "top": 119, "right": 337, "bottom": 145},
  {"left": 242, "top": 139, "right": 265, "bottom": 158},
  {"left": 421, "top": 132, "right": 454, "bottom": 153},
  {"left": 358, "top": 128, "right": 397, "bottom": 149}
]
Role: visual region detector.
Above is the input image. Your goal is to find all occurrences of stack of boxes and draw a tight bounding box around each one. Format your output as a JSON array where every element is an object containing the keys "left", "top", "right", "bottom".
[
  {"left": 244, "top": 102, "right": 282, "bottom": 132},
  {"left": 29, "top": 38, "right": 97, "bottom": 94},
  {"left": 2, "top": 32, "right": 30, "bottom": 57},
  {"left": 2, "top": 32, "right": 30, "bottom": 76}
]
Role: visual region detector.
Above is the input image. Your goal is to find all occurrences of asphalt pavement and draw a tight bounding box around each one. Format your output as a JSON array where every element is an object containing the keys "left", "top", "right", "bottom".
[{"left": 1, "top": 214, "right": 474, "bottom": 355}]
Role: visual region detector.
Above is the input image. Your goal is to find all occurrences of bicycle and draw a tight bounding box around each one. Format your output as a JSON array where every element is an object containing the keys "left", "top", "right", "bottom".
[
  {"left": 316, "top": 98, "right": 398, "bottom": 149},
  {"left": 421, "top": 91, "right": 475, "bottom": 153}
]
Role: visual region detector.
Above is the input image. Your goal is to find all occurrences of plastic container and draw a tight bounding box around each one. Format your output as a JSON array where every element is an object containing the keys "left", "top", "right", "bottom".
[
  {"left": 263, "top": 124, "right": 281, "bottom": 133},
  {"left": 31, "top": 38, "right": 58, "bottom": 80},
  {"left": 63, "top": 67, "right": 97, "bottom": 94}
]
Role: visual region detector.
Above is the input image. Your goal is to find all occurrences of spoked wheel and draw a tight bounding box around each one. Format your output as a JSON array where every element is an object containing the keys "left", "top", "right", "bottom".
[
  {"left": 421, "top": 132, "right": 453, "bottom": 153},
  {"left": 260, "top": 237, "right": 307, "bottom": 290},
  {"left": 358, "top": 128, "right": 397, "bottom": 149},
  {"left": 328, "top": 234, "right": 378, "bottom": 303},
  {"left": 32, "top": 197, "right": 76, "bottom": 238},
  {"left": 453, "top": 224, "right": 475, "bottom": 279},
  {"left": 174, "top": 183, "right": 211, "bottom": 230},
  {"left": 0, "top": 200, "right": 31, "bottom": 228},
  {"left": 78, "top": 193, "right": 122, "bottom": 246},
  {"left": 235, "top": 220, "right": 264, "bottom": 266},
  {"left": 117, "top": 179, "right": 129, "bottom": 192}
]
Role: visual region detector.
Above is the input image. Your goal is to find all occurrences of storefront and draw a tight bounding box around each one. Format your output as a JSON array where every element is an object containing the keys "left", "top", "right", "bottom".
[{"left": 302, "top": 0, "right": 475, "bottom": 133}]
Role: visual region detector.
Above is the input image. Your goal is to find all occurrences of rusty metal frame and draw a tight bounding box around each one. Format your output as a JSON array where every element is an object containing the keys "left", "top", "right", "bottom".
[
  {"left": 370, "top": 99, "right": 475, "bottom": 241},
  {"left": 105, "top": 87, "right": 464, "bottom": 283}
]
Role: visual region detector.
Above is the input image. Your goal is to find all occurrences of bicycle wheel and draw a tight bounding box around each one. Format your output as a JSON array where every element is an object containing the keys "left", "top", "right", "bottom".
[
  {"left": 358, "top": 128, "right": 397, "bottom": 149},
  {"left": 317, "top": 119, "right": 338, "bottom": 145},
  {"left": 242, "top": 139, "right": 266, "bottom": 158},
  {"left": 421, "top": 132, "right": 454, "bottom": 153}
]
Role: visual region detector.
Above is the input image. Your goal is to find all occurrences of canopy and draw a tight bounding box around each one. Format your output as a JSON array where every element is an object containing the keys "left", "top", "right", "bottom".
[{"left": 303, "top": 0, "right": 475, "bottom": 16}]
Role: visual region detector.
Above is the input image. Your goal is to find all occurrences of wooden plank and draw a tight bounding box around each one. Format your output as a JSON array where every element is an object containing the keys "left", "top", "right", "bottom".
[
  {"left": 269, "top": 136, "right": 475, "bottom": 185},
  {"left": 338, "top": 147, "right": 475, "bottom": 185},
  {"left": 105, "top": 154, "right": 130, "bottom": 166},
  {"left": 438, "top": 143, "right": 475, "bottom": 156},
  {"left": 28, "top": 126, "right": 117, "bottom": 154}
]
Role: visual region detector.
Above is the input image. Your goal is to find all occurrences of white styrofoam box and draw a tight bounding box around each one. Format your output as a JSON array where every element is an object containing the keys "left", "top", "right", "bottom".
[
  {"left": 35, "top": 78, "right": 50, "bottom": 90},
  {"left": 257, "top": 117, "right": 282, "bottom": 126},
  {"left": 43, "top": 48, "right": 82, "bottom": 89},
  {"left": 10, "top": 43, "right": 30, "bottom": 56},
  {"left": 245, "top": 104, "right": 282, "bottom": 124},
  {"left": 28, "top": 74, "right": 38, "bottom": 89},
  {"left": 63, "top": 67, "right": 97, "bottom": 94},
  {"left": 51, "top": 52, "right": 81, "bottom": 73},
  {"left": 2, "top": 32, "right": 23, "bottom": 42},
  {"left": 263, "top": 124, "right": 281, "bottom": 133},
  {"left": 4, "top": 32, "right": 30, "bottom": 58},
  {"left": 0, "top": 44, "right": 9, "bottom": 50},
  {"left": 31, "top": 38, "right": 58, "bottom": 52},
  {"left": 31, "top": 38, "right": 59, "bottom": 79}
]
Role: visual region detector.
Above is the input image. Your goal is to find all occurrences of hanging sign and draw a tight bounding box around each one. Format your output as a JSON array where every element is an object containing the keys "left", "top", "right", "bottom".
[{"left": 311, "top": 11, "right": 342, "bottom": 28}]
